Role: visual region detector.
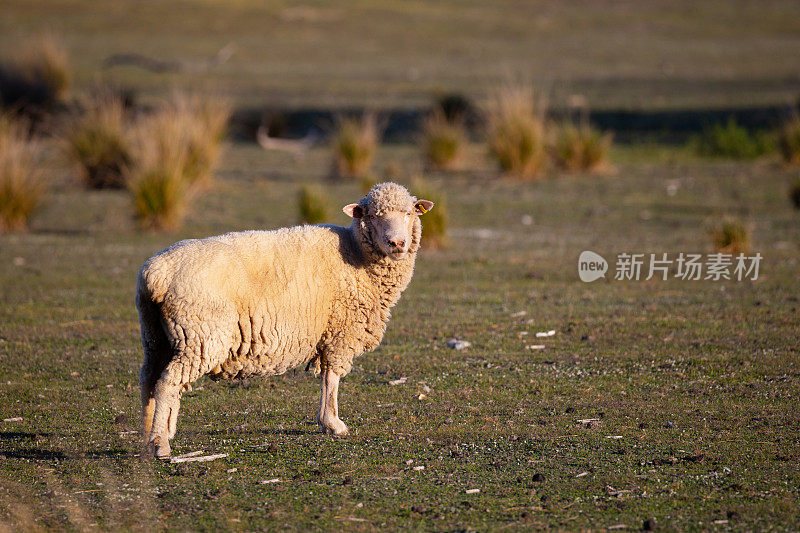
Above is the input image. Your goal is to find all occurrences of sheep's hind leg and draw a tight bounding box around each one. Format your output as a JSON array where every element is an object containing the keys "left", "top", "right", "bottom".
[
  {"left": 148, "top": 358, "right": 198, "bottom": 458},
  {"left": 317, "top": 368, "right": 349, "bottom": 436}
]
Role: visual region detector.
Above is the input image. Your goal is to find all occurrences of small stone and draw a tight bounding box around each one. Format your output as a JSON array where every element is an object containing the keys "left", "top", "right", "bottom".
[
  {"left": 413, "top": 465, "right": 424, "bottom": 471},
  {"left": 227, "top": 468, "right": 237, "bottom": 473},
  {"left": 526, "top": 344, "right": 546, "bottom": 350},
  {"left": 446, "top": 339, "right": 471, "bottom": 350},
  {"left": 260, "top": 478, "right": 281, "bottom": 484},
  {"left": 465, "top": 488, "right": 480, "bottom": 494}
]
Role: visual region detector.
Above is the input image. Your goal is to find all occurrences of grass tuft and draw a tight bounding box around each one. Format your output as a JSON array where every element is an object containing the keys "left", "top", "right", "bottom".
[
  {"left": 0, "top": 115, "right": 44, "bottom": 233},
  {"left": 412, "top": 179, "right": 448, "bottom": 249},
  {"left": 65, "top": 91, "right": 133, "bottom": 189},
  {"left": 298, "top": 185, "right": 330, "bottom": 225},
  {"left": 693, "top": 117, "right": 772, "bottom": 159},
  {"left": 138, "top": 92, "right": 229, "bottom": 190},
  {"left": 127, "top": 138, "right": 190, "bottom": 232},
  {"left": 332, "top": 114, "right": 379, "bottom": 179},
  {"left": 421, "top": 110, "right": 465, "bottom": 171},
  {"left": 711, "top": 217, "right": 750, "bottom": 254},
  {"left": 553, "top": 121, "right": 613, "bottom": 172},
  {"left": 778, "top": 114, "right": 800, "bottom": 166},
  {"left": 0, "top": 33, "right": 71, "bottom": 111},
  {"left": 486, "top": 83, "right": 548, "bottom": 179}
]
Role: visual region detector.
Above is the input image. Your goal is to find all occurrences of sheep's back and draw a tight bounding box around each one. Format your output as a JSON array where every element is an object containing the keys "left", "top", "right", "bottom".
[{"left": 138, "top": 225, "right": 353, "bottom": 378}]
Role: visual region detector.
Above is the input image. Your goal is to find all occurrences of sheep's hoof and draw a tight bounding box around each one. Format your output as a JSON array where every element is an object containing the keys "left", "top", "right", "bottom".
[
  {"left": 148, "top": 437, "right": 171, "bottom": 459},
  {"left": 322, "top": 418, "right": 349, "bottom": 437}
]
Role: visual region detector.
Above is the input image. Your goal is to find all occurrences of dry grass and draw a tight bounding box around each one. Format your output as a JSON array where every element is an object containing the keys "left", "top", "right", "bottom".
[
  {"left": 332, "top": 113, "right": 379, "bottom": 179},
  {"left": 127, "top": 135, "right": 190, "bottom": 232},
  {"left": 17, "top": 33, "right": 71, "bottom": 101},
  {"left": 778, "top": 114, "right": 800, "bottom": 166},
  {"left": 298, "top": 185, "right": 330, "bottom": 224},
  {"left": 486, "top": 83, "right": 548, "bottom": 179},
  {"left": 137, "top": 92, "right": 229, "bottom": 189},
  {"left": 0, "top": 33, "right": 71, "bottom": 110},
  {"left": 125, "top": 92, "right": 229, "bottom": 230},
  {"left": 65, "top": 91, "right": 133, "bottom": 189},
  {"left": 553, "top": 121, "right": 613, "bottom": 172},
  {"left": 411, "top": 179, "right": 448, "bottom": 249},
  {"left": 0, "top": 115, "right": 44, "bottom": 233},
  {"left": 421, "top": 110, "right": 465, "bottom": 171},
  {"left": 711, "top": 217, "right": 750, "bottom": 254}
]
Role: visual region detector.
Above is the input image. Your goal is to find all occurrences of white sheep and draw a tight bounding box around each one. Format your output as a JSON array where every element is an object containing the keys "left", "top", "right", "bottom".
[{"left": 137, "top": 182, "right": 434, "bottom": 457}]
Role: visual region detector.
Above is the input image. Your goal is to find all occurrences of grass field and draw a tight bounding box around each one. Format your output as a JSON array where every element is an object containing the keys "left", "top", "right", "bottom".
[
  {"left": 2, "top": 0, "right": 800, "bottom": 109},
  {"left": 2, "top": 1, "right": 800, "bottom": 530},
  {"left": 1, "top": 140, "right": 799, "bottom": 529}
]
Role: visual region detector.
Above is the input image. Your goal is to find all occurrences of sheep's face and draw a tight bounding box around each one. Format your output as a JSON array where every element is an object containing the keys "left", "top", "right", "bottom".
[{"left": 344, "top": 195, "right": 434, "bottom": 261}]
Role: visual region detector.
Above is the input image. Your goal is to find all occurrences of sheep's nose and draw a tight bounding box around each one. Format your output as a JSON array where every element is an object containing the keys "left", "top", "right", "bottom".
[{"left": 388, "top": 238, "right": 406, "bottom": 249}]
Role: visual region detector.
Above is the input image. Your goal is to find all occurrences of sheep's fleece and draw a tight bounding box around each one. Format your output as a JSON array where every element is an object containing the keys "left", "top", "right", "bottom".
[{"left": 137, "top": 182, "right": 434, "bottom": 457}]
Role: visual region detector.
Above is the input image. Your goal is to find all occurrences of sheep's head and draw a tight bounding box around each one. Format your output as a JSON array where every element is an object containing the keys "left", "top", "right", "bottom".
[{"left": 344, "top": 182, "right": 434, "bottom": 261}]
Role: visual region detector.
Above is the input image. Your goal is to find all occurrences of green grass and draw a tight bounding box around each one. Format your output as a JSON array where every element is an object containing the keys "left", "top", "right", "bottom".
[{"left": 1, "top": 142, "right": 799, "bottom": 529}]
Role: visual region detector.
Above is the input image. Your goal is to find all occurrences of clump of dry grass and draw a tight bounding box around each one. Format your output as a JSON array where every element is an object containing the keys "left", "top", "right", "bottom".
[
  {"left": 486, "top": 83, "right": 548, "bottom": 179},
  {"left": 422, "top": 110, "right": 465, "bottom": 171},
  {"left": 0, "top": 115, "right": 44, "bottom": 233},
  {"left": 332, "top": 114, "right": 379, "bottom": 179},
  {"left": 778, "top": 114, "right": 800, "bottom": 167},
  {"left": 298, "top": 185, "right": 330, "bottom": 225},
  {"left": 412, "top": 179, "right": 448, "bottom": 249},
  {"left": 711, "top": 217, "right": 750, "bottom": 254},
  {"left": 0, "top": 33, "right": 71, "bottom": 110},
  {"left": 553, "top": 121, "right": 613, "bottom": 172},
  {"left": 126, "top": 92, "right": 229, "bottom": 230},
  {"left": 65, "top": 92, "right": 133, "bottom": 189},
  {"left": 127, "top": 133, "right": 190, "bottom": 231}
]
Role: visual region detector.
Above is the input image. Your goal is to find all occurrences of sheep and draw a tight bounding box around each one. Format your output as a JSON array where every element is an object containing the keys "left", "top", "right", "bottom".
[{"left": 137, "top": 182, "right": 435, "bottom": 457}]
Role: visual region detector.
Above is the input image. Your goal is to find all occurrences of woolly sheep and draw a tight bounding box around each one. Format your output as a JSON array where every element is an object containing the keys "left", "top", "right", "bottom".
[{"left": 137, "top": 182, "right": 435, "bottom": 457}]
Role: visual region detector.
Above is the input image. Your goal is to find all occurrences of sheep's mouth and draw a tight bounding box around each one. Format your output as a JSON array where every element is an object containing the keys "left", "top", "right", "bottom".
[{"left": 388, "top": 248, "right": 407, "bottom": 260}]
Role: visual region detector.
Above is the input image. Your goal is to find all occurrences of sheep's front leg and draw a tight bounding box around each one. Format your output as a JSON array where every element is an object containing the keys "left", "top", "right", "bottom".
[{"left": 317, "top": 368, "right": 349, "bottom": 436}]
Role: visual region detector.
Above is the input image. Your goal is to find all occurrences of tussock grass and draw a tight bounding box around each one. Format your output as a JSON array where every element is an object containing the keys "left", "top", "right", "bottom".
[
  {"left": 553, "top": 121, "right": 613, "bottom": 172},
  {"left": 126, "top": 92, "right": 229, "bottom": 230},
  {"left": 421, "top": 110, "right": 465, "bottom": 171},
  {"left": 65, "top": 91, "right": 133, "bottom": 189},
  {"left": 693, "top": 117, "right": 772, "bottom": 159},
  {"left": 778, "top": 114, "right": 800, "bottom": 166},
  {"left": 486, "top": 83, "right": 548, "bottom": 179},
  {"left": 412, "top": 179, "right": 448, "bottom": 249},
  {"left": 332, "top": 114, "right": 379, "bottom": 179},
  {"left": 298, "top": 185, "right": 330, "bottom": 224},
  {"left": 0, "top": 115, "right": 44, "bottom": 233},
  {"left": 138, "top": 93, "right": 229, "bottom": 190},
  {"left": 711, "top": 217, "right": 750, "bottom": 254},
  {"left": 127, "top": 136, "right": 190, "bottom": 232},
  {"left": 0, "top": 33, "right": 71, "bottom": 110}
]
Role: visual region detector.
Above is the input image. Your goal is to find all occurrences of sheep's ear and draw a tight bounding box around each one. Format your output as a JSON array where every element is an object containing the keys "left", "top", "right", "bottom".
[
  {"left": 414, "top": 200, "right": 434, "bottom": 215},
  {"left": 343, "top": 203, "right": 364, "bottom": 218}
]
